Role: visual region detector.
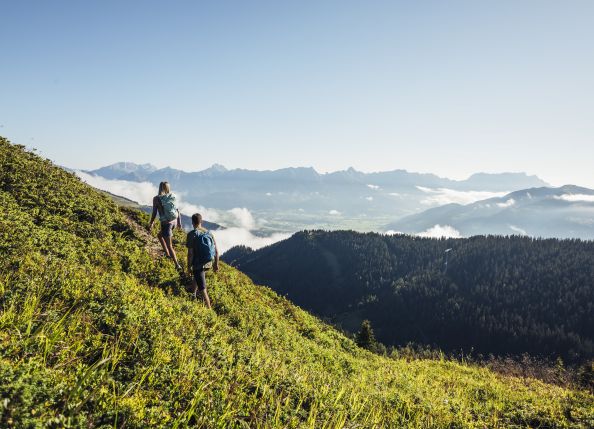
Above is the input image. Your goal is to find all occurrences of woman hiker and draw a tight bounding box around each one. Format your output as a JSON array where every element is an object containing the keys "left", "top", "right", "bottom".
[{"left": 148, "top": 181, "right": 183, "bottom": 270}]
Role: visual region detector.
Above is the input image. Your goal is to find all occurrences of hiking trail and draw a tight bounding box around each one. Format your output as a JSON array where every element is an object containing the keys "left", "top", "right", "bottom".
[
  {"left": 122, "top": 211, "right": 192, "bottom": 287},
  {"left": 122, "top": 212, "right": 163, "bottom": 260}
]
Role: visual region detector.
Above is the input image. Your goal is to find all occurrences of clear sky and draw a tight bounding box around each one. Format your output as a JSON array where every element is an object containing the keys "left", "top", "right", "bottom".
[{"left": 1, "top": 1, "right": 593, "bottom": 187}]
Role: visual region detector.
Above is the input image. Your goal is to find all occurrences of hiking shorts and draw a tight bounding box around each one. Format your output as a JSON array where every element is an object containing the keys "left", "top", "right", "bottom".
[
  {"left": 192, "top": 268, "right": 207, "bottom": 292},
  {"left": 160, "top": 220, "right": 176, "bottom": 238}
]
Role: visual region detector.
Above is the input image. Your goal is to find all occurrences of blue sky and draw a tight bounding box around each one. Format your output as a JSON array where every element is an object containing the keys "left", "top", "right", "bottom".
[{"left": 1, "top": 1, "right": 593, "bottom": 187}]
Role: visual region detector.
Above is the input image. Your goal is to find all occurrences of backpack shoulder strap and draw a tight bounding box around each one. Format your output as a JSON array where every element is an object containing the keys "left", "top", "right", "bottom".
[{"left": 155, "top": 195, "right": 164, "bottom": 215}]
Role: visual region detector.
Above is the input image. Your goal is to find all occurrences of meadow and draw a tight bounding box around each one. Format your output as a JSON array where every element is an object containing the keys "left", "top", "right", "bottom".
[{"left": 1, "top": 137, "right": 592, "bottom": 428}]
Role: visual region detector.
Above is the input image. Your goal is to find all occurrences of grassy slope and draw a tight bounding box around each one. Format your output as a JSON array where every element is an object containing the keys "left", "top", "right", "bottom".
[{"left": 0, "top": 138, "right": 592, "bottom": 428}]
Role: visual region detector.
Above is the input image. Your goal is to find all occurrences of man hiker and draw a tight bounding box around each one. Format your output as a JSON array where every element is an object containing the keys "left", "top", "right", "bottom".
[
  {"left": 186, "top": 213, "right": 218, "bottom": 308},
  {"left": 148, "top": 181, "right": 183, "bottom": 270}
]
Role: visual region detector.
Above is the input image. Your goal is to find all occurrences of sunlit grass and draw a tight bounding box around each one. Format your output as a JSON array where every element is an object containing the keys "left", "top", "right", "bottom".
[{"left": 1, "top": 137, "right": 593, "bottom": 428}]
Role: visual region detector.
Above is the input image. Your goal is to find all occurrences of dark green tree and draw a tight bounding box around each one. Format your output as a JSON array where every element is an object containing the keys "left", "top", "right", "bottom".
[{"left": 356, "top": 320, "right": 377, "bottom": 351}]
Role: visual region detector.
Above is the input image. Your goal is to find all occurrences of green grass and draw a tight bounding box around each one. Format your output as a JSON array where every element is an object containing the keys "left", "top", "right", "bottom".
[{"left": 1, "top": 137, "right": 593, "bottom": 428}]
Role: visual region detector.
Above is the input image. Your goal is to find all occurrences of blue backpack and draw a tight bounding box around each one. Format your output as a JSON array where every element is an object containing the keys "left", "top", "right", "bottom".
[{"left": 192, "top": 229, "right": 216, "bottom": 267}]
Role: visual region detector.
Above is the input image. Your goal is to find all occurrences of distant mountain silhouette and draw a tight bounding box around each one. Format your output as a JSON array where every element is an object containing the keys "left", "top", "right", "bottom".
[
  {"left": 386, "top": 185, "right": 594, "bottom": 239},
  {"left": 88, "top": 163, "right": 549, "bottom": 221},
  {"left": 91, "top": 162, "right": 158, "bottom": 180},
  {"left": 91, "top": 163, "right": 548, "bottom": 190}
]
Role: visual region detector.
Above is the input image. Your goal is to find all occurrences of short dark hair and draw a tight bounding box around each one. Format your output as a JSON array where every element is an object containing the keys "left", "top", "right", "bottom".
[{"left": 191, "top": 213, "right": 202, "bottom": 226}]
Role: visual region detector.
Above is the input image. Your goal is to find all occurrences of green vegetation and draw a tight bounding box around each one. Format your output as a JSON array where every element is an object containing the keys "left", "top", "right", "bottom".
[
  {"left": 223, "top": 230, "right": 594, "bottom": 364},
  {"left": 1, "top": 137, "right": 593, "bottom": 428},
  {"left": 355, "top": 320, "right": 379, "bottom": 354}
]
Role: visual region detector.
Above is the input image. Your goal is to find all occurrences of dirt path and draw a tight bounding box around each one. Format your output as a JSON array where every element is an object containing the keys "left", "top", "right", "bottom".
[{"left": 123, "top": 213, "right": 163, "bottom": 260}]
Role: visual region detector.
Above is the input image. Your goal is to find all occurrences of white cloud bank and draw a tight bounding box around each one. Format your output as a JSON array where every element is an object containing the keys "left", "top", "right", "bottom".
[
  {"left": 76, "top": 171, "right": 157, "bottom": 205},
  {"left": 76, "top": 171, "right": 220, "bottom": 221},
  {"left": 170, "top": 197, "right": 221, "bottom": 223},
  {"left": 367, "top": 184, "right": 380, "bottom": 190},
  {"left": 228, "top": 207, "right": 256, "bottom": 229},
  {"left": 383, "top": 225, "right": 461, "bottom": 238},
  {"left": 214, "top": 229, "right": 291, "bottom": 253},
  {"left": 496, "top": 198, "right": 516, "bottom": 208},
  {"left": 417, "top": 224, "right": 462, "bottom": 239},
  {"left": 75, "top": 172, "right": 290, "bottom": 252},
  {"left": 554, "top": 194, "right": 594, "bottom": 203},
  {"left": 329, "top": 209, "right": 341, "bottom": 215},
  {"left": 416, "top": 186, "right": 508, "bottom": 206}
]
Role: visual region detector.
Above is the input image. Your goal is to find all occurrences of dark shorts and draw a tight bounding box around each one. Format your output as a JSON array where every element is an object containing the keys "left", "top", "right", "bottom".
[
  {"left": 192, "top": 268, "right": 207, "bottom": 292},
  {"left": 160, "top": 221, "right": 176, "bottom": 238}
]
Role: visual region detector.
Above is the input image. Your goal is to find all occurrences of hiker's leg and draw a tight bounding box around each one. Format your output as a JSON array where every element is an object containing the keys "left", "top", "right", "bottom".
[
  {"left": 193, "top": 270, "right": 211, "bottom": 308},
  {"left": 157, "top": 230, "right": 170, "bottom": 257},
  {"left": 164, "top": 235, "right": 182, "bottom": 269},
  {"left": 201, "top": 289, "right": 211, "bottom": 309},
  {"left": 190, "top": 276, "right": 199, "bottom": 297},
  {"left": 161, "top": 223, "right": 181, "bottom": 268}
]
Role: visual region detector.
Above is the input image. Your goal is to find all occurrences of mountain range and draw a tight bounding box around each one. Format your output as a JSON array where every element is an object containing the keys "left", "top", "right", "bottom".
[
  {"left": 386, "top": 185, "right": 594, "bottom": 239},
  {"left": 86, "top": 162, "right": 594, "bottom": 240},
  {"left": 89, "top": 162, "right": 548, "bottom": 195},
  {"left": 87, "top": 162, "right": 552, "bottom": 232}
]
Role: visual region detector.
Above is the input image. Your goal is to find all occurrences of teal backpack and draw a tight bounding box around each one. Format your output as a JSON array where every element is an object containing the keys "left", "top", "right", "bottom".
[{"left": 158, "top": 193, "right": 178, "bottom": 222}]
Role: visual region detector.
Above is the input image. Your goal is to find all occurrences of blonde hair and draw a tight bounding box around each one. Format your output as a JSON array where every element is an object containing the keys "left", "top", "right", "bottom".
[{"left": 158, "top": 181, "right": 171, "bottom": 196}]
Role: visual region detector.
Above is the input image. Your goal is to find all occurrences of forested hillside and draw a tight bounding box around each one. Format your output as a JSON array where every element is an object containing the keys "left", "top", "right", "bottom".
[
  {"left": 1, "top": 137, "right": 592, "bottom": 428},
  {"left": 223, "top": 231, "right": 594, "bottom": 364}
]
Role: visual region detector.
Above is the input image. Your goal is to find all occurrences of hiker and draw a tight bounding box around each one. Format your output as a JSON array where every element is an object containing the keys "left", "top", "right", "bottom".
[
  {"left": 186, "top": 213, "right": 218, "bottom": 308},
  {"left": 148, "top": 181, "right": 183, "bottom": 270}
]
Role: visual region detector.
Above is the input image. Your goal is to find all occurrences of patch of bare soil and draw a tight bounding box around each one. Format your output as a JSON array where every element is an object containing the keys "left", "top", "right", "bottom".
[{"left": 122, "top": 213, "right": 163, "bottom": 259}]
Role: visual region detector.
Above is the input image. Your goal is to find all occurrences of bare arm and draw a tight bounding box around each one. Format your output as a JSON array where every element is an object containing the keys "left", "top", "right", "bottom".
[
  {"left": 177, "top": 209, "right": 182, "bottom": 229},
  {"left": 187, "top": 248, "right": 193, "bottom": 275},
  {"left": 148, "top": 196, "right": 158, "bottom": 230},
  {"left": 213, "top": 234, "right": 220, "bottom": 272}
]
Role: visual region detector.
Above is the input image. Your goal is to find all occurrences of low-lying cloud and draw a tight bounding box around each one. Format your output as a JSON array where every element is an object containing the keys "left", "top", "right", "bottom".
[
  {"left": 76, "top": 171, "right": 157, "bottom": 205},
  {"left": 417, "top": 224, "right": 462, "bottom": 238},
  {"left": 213, "top": 228, "right": 291, "bottom": 253},
  {"left": 416, "top": 186, "right": 508, "bottom": 206},
  {"left": 228, "top": 207, "right": 256, "bottom": 230},
  {"left": 76, "top": 172, "right": 291, "bottom": 252},
  {"left": 496, "top": 198, "right": 516, "bottom": 208},
  {"left": 554, "top": 194, "right": 594, "bottom": 203},
  {"left": 172, "top": 199, "right": 221, "bottom": 223}
]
